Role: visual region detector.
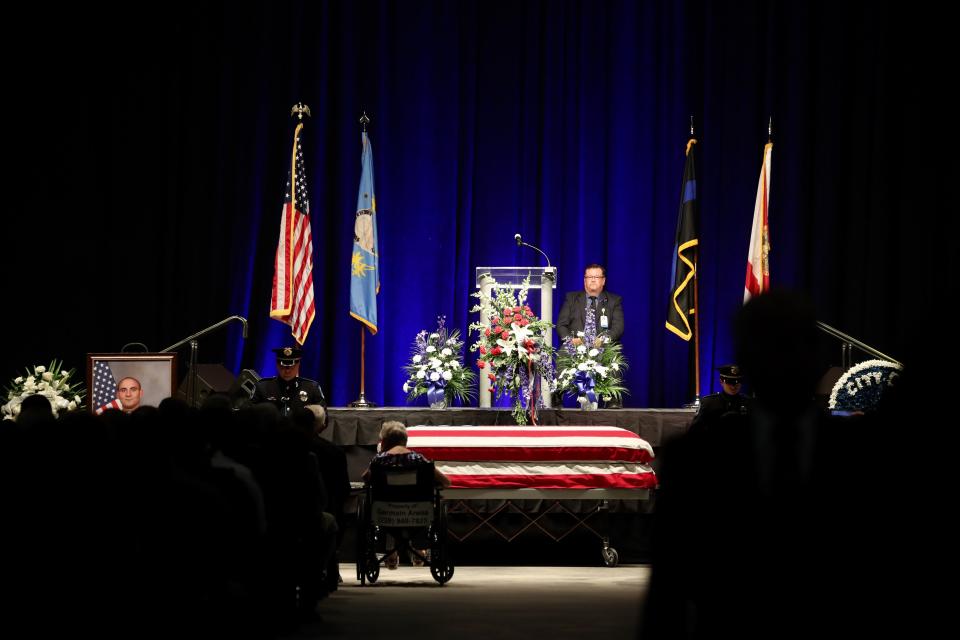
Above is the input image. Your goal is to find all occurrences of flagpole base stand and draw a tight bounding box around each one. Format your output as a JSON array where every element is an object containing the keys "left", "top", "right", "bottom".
[
  {"left": 682, "top": 396, "right": 701, "bottom": 409},
  {"left": 348, "top": 393, "right": 377, "bottom": 408}
]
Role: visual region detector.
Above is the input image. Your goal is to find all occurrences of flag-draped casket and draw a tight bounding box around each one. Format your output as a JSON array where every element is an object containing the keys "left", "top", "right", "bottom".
[{"left": 407, "top": 425, "right": 656, "bottom": 491}]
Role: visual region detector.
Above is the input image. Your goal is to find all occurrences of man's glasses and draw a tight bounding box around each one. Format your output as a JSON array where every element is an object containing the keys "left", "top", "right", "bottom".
[{"left": 584, "top": 276, "right": 605, "bottom": 280}]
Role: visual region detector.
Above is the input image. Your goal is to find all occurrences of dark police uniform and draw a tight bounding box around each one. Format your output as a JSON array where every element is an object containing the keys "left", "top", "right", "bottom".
[
  {"left": 689, "top": 364, "right": 751, "bottom": 433},
  {"left": 252, "top": 346, "right": 326, "bottom": 416}
]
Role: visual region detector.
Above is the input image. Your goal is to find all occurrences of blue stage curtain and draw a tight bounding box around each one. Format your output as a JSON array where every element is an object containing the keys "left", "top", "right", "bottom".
[{"left": 4, "top": 1, "right": 942, "bottom": 407}]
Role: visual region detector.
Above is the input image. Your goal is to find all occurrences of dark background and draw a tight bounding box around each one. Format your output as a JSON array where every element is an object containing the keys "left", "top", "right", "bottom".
[{"left": 3, "top": 1, "right": 949, "bottom": 408}]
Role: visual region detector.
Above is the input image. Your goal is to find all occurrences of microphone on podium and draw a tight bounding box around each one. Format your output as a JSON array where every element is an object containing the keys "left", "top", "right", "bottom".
[{"left": 513, "top": 233, "right": 552, "bottom": 268}]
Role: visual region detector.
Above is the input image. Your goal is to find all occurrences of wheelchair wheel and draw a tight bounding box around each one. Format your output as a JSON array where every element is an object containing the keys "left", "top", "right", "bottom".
[
  {"left": 429, "top": 503, "right": 454, "bottom": 584},
  {"left": 430, "top": 557, "right": 454, "bottom": 585},
  {"left": 601, "top": 546, "right": 620, "bottom": 567},
  {"left": 429, "top": 538, "right": 454, "bottom": 584},
  {"left": 364, "top": 552, "right": 381, "bottom": 584},
  {"left": 355, "top": 514, "right": 367, "bottom": 582}
]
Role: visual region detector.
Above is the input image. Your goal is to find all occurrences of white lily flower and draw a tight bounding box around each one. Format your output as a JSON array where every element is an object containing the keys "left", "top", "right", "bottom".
[
  {"left": 442, "top": 370, "right": 453, "bottom": 381},
  {"left": 403, "top": 383, "right": 410, "bottom": 393},
  {"left": 577, "top": 345, "right": 587, "bottom": 354},
  {"left": 429, "top": 372, "right": 441, "bottom": 382},
  {"left": 416, "top": 370, "right": 426, "bottom": 379},
  {"left": 441, "top": 348, "right": 453, "bottom": 356},
  {"left": 35, "top": 366, "right": 46, "bottom": 374},
  {"left": 426, "top": 346, "right": 437, "bottom": 353},
  {"left": 588, "top": 349, "right": 599, "bottom": 357},
  {"left": 510, "top": 324, "right": 533, "bottom": 352},
  {"left": 412, "top": 355, "right": 423, "bottom": 363}
]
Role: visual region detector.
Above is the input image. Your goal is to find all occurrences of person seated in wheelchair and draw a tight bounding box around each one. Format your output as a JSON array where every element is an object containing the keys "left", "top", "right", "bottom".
[{"left": 361, "top": 420, "right": 450, "bottom": 569}]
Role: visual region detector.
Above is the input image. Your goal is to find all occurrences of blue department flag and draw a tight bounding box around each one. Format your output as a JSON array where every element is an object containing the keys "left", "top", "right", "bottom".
[
  {"left": 665, "top": 138, "right": 699, "bottom": 341},
  {"left": 349, "top": 131, "right": 379, "bottom": 333}
]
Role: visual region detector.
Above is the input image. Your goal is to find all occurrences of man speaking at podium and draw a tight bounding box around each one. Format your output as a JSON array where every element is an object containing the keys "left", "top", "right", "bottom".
[
  {"left": 557, "top": 263, "right": 624, "bottom": 346},
  {"left": 557, "top": 264, "right": 625, "bottom": 408},
  {"left": 252, "top": 346, "right": 326, "bottom": 417}
]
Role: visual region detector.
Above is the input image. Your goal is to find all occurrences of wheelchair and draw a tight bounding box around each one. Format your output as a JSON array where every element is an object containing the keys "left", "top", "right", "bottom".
[{"left": 355, "top": 460, "right": 454, "bottom": 585}]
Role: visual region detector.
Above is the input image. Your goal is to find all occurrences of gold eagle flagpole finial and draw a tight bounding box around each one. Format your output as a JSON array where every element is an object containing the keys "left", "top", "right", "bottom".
[{"left": 291, "top": 103, "right": 311, "bottom": 121}]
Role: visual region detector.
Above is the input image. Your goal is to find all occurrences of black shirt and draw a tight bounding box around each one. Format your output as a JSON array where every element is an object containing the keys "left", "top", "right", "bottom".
[{"left": 252, "top": 376, "right": 326, "bottom": 416}]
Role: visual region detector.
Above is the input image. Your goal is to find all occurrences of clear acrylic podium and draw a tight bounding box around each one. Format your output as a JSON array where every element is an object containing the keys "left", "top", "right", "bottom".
[{"left": 474, "top": 266, "right": 557, "bottom": 408}]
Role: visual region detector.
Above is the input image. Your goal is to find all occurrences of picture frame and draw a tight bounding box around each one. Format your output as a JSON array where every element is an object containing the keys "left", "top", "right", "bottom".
[{"left": 86, "top": 353, "right": 178, "bottom": 413}]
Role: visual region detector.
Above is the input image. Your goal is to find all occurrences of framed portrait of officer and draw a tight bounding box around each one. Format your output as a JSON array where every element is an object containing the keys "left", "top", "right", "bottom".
[{"left": 86, "top": 353, "right": 178, "bottom": 414}]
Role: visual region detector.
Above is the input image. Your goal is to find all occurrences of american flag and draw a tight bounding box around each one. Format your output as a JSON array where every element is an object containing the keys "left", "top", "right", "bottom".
[
  {"left": 406, "top": 426, "right": 657, "bottom": 490},
  {"left": 92, "top": 360, "right": 121, "bottom": 414},
  {"left": 270, "top": 121, "right": 316, "bottom": 345}
]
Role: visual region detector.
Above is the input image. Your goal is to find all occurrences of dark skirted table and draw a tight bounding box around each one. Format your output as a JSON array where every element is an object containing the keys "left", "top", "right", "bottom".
[
  {"left": 325, "top": 407, "right": 695, "bottom": 564},
  {"left": 322, "top": 406, "right": 695, "bottom": 451}
]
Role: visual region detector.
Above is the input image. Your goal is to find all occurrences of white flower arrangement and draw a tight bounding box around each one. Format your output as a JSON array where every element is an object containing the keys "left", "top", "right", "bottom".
[
  {"left": 402, "top": 317, "right": 476, "bottom": 406},
  {"left": 828, "top": 359, "right": 902, "bottom": 412},
  {"left": 556, "top": 330, "right": 627, "bottom": 407},
  {"left": 2, "top": 360, "right": 85, "bottom": 420}
]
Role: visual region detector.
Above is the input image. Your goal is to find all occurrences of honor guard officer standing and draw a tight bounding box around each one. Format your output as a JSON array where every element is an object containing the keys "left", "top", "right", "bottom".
[
  {"left": 689, "top": 364, "right": 752, "bottom": 433},
  {"left": 253, "top": 346, "right": 326, "bottom": 417}
]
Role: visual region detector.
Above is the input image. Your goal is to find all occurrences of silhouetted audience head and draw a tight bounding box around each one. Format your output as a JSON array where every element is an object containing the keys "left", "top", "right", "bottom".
[
  {"left": 735, "top": 289, "right": 821, "bottom": 413},
  {"left": 16, "top": 394, "right": 55, "bottom": 428},
  {"left": 201, "top": 393, "right": 236, "bottom": 452},
  {"left": 201, "top": 393, "right": 233, "bottom": 413},
  {"left": 288, "top": 406, "right": 321, "bottom": 435}
]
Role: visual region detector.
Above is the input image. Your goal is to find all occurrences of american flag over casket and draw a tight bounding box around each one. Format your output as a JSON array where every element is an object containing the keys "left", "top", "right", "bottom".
[{"left": 406, "top": 425, "right": 656, "bottom": 491}]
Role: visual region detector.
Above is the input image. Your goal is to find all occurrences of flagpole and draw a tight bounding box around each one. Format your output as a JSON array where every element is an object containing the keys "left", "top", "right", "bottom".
[
  {"left": 693, "top": 254, "right": 701, "bottom": 403},
  {"left": 692, "top": 119, "right": 701, "bottom": 404},
  {"left": 686, "top": 118, "right": 701, "bottom": 408},
  {"left": 690, "top": 118, "right": 701, "bottom": 405},
  {"left": 349, "top": 111, "right": 376, "bottom": 408},
  {"left": 348, "top": 326, "right": 375, "bottom": 407}
]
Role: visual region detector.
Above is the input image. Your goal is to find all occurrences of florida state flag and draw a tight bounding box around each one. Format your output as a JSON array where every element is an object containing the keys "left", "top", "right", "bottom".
[{"left": 744, "top": 142, "right": 772, "bottom": 303}]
